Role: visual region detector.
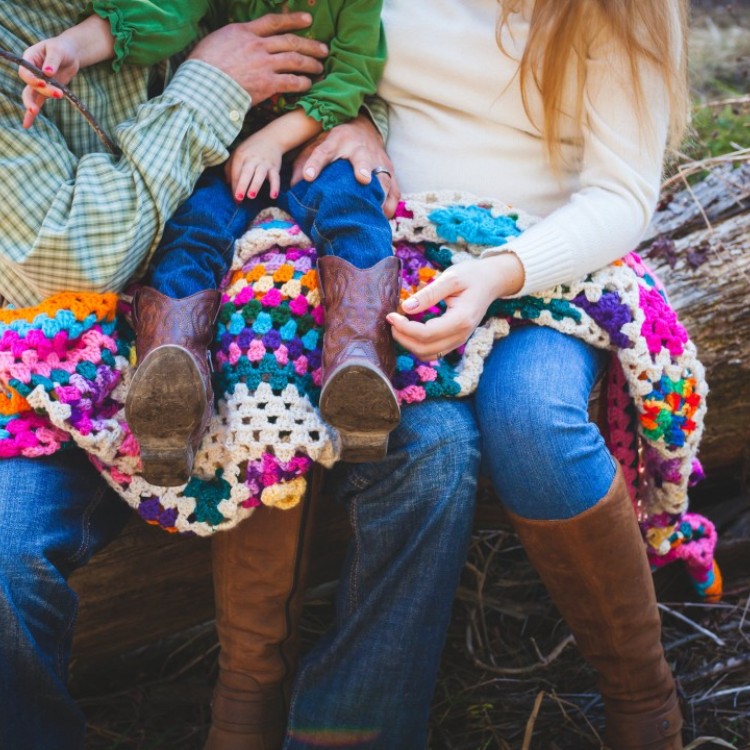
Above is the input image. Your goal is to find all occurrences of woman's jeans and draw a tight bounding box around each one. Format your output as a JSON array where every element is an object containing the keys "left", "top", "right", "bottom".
[
  {"left": 283, "top": 326, "right": 616, "bottom": 749},
  {"left": 149, "top": 160, "right": 393, "bottom": 299},
  {"left": 0, "top": 325, "right": 614, "bottom": 749},
  {"left": 475, "top": 325, "right": 616, "bottom": 520}
]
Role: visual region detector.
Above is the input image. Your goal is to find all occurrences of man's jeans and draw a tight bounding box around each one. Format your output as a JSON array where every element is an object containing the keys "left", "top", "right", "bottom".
[
  {"left": 0, "top": 449, "right": 131, "bottom": 750},
  {"left": 0, "top": 399, "right": 480, "bottom": 750},
  {"left": 150, "top": 160, "right": 393, "bottom": 299}
]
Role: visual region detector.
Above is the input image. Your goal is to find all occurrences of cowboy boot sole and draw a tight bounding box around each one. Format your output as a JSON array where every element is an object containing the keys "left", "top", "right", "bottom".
[
  {"left": 319, "top": 360, "right": 400, "bottom": 462},
  {"left": 125, "top": 345, "right": 207, "bottom": 486}
]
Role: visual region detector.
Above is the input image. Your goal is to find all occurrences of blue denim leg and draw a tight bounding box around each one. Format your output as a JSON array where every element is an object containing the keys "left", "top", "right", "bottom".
[
  {"left": 279, "top": 160, "right": 393, "bottom": 269},
  {"left": 148, "top": 166, "right": 265, "bottom": 298},
  {"left": 285, "top": 398, "right": 480, "bottom": 750},
  {"left": 0, "top": 450, "right": 131, "bottom": 750},
  {"left": 475, "top": 325, "right": 616, "bottom": 520}
]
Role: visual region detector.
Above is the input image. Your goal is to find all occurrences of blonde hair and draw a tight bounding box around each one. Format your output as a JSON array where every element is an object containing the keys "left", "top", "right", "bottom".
[{"left": 498, "top": 0, "right": 689, "bottom": 164}]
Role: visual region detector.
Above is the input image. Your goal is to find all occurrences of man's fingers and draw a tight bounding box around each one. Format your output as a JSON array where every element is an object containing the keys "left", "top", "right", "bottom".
[
  {"left": 265, "top": 33, "right": 328, "bottom": 60},
  {"left": 381, "top": 174, "right": 401, "bottom": 219},
  {"left": 246, "top": 11, "right": 315, "bottom": 37},
  {"left": 299, "top": 140, "right": 339, "bottom": 182},
  {"left": 268, "top": 49, "right": 325, "bottom": 74},
  {"left": 272, "top": 72, "right": 314, "bottom": 95}
]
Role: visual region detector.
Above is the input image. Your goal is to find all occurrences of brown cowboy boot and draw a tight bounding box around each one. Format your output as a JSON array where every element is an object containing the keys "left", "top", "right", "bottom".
[
  {"left": 125, "top": 287, "right": 221, "bottom": 486},
  {"left": 317, "top": 255, "right": 401, "bottom": 462},
  {"left": 507, "top": 467, "right": 683, "bottom": 750},
  {"left": 204, "top": 468, "right": 320, "bottom": 750}
]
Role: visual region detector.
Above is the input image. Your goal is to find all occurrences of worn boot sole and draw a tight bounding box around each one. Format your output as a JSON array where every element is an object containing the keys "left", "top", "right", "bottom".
[
  {"left": 125, "top": 345, "right": 207, "bottom": 486},
  {"left": 320, "top": 360, "right": 400, "bottom": 462}
]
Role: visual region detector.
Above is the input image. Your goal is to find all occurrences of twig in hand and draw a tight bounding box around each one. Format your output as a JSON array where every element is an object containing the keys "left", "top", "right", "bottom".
[{"left": 0, "top": 47, "right": 118, "bottom": 154}]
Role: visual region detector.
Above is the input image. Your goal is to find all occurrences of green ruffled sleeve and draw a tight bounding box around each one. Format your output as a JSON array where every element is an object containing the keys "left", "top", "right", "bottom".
[
  {"left": 83, "top": 0, "right": 212, "bottom": 71},
  {"left": 297, "top": 0, "right": 386, "bottom": 130}
]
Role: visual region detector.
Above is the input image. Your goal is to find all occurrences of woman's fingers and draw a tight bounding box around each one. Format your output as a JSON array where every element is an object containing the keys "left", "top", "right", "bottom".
[
  {"left": 400, "top": 271, "right": 458, "bottom": 315},
  {"left": 387, "top": 311, "right": 463, "bottom": 362}
]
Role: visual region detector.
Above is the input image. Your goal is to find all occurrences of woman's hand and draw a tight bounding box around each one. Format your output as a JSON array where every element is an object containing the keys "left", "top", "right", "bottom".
[
  {"left": 290, "top": 113, "right": 401, "bottom": 217},
  {"left": 386, "top": 253, "right": 525, "bottom": 361}
]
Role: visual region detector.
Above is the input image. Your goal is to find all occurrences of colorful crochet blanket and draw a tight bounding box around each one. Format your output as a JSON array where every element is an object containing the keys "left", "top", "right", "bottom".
[{"left": 0, "top": 192, "right": 720, "bottom": 600}]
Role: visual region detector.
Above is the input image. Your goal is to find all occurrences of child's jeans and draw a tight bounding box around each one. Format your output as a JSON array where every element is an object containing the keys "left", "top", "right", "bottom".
[{"left": 149, "top": 160, "right": 393, "bottom": 299}]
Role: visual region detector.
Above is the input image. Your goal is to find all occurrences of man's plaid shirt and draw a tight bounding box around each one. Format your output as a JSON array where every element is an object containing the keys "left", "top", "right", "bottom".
[{"left": 0, "top": 0, "right": 250, "bottom": 307}]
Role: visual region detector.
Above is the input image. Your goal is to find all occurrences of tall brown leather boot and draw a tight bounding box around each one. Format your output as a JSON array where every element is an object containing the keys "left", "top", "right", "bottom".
[
  {"left": 204, "top": 468, "right": 320, "bottom": 750},
  {"left": 317, "top": 255, "right": 401, "bottom": 462},
  {"left": 507, "top": 467, "right": 683, "bottom": 750},
  {"left": 125, "top": 287, "right": 221, "bottom": 486}
]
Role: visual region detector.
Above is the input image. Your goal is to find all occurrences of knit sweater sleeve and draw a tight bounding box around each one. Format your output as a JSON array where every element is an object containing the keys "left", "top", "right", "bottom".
[
  {"left": 485, "top": 29, "right": 670, "bottom": 296},
  {"left": 83, "top": 0, "right": 210, "bottom": 71}
]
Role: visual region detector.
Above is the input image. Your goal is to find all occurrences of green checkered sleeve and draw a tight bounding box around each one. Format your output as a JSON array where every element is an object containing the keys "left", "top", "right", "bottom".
[{"left": 0, "top": 51, "right": 249, "bottom": 307}]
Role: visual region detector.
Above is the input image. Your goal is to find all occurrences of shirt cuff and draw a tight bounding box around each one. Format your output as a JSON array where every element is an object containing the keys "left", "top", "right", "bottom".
[
  {"left": 482, "top": 221, "right": 575, "bottom": 297},
  {"left": 362, "top": 96, "right": 389, "bottom": 142},
  {"left": 164, "top": 60, "right": 251, "bottom": 146}
]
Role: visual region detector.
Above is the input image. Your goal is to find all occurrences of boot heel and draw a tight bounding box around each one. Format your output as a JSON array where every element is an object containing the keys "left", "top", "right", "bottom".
[
  {"left": 338, "top": 429, "right": 390, "bottom": 462},
  {"left": 138, "top": 444, "right": 194, "bottom": 486}
]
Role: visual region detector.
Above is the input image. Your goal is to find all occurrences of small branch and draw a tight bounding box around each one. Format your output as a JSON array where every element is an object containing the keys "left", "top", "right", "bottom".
[
  {"left": 690, "top": 684, "right": 750, "bottom": 706},
  {"left": 680, "top": 654, "right": 750, "bottom": 685},
  {"left": 0, "top": 47, "right": 118, "bottom": 154},
  {"left": 700, "top": 95, "right": 750, "bottom": 110},
  {"left": 658, "top": 603, "right": 726, "bottom": 646},
  {"left": 521, "top": 691, "right": 545, "bottom": 750},
  {"left": 472, "top": 633, "right": 575, "bottom": 675}
]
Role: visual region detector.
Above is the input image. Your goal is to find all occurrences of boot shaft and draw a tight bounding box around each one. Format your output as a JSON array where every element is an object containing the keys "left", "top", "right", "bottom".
[
  {"left": 317, "top": 255, "right": 401, "bottom": 380},
  {"left": 507, "top": 468, "right": 683, "bottom": 749},
  {"left": 132, "top": 287, "right": 221, "bottom": 374}
]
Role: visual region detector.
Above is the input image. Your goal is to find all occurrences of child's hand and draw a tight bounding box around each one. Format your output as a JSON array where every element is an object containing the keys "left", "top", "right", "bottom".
[
  {"left": 225, "top": 132, "right": 284, "bottom": 201},
  {"left": 19, "top": 37, "right": 81, "bottom": 129}
]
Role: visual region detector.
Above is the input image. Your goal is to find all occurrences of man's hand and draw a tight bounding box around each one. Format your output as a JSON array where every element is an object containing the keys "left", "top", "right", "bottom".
[
  {"left": 189, "top": 13, "right": 327, "bottom": 105},
  {"left": 291, "top": 113, "right": 401, "bottom": 218}
]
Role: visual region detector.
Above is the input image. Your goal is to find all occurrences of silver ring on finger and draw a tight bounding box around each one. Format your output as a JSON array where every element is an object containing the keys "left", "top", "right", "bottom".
[{"left": 373, "top": 166, "right": 392, "bottom": 179}]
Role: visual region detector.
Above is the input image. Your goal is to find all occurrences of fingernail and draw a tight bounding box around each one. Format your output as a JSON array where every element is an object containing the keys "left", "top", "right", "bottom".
[
  {"left": 248, "top": 191, "right": 256, "bottom": 199},
  {"left": 235, "top": 192, "right": 244, "bottom": 201},
  {"left": 53, "top": 91, "right": 63, "bottom": 99},
  {"left": 358, "top": 167, "right": 369, "bottom": 178},
  {"left": 403, "top": 297, "right": 418, "bottom": 310},
  {"left": 271, "top": 192, "right": 278, "bottom": 199},
  {"left": 304, "top": 167, "right": 315, "bottom": 178},
  {"left": 43, "top": 66, "right": 54, "bottom": 74}
]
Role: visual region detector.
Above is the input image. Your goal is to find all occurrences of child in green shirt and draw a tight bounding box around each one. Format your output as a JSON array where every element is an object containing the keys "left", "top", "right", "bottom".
[{"left": 20, "top": 0, "right": 401, "bottom": 487}]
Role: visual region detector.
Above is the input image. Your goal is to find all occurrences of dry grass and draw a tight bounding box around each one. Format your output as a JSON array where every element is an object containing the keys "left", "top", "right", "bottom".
[{"left": 74, "top": 510, "right": 750, "bottom": 749}]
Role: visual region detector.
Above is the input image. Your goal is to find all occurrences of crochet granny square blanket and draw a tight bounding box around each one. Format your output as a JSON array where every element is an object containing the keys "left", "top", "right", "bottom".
[{"left": 0, "top": 192, "right": 721, "bottom": 600}]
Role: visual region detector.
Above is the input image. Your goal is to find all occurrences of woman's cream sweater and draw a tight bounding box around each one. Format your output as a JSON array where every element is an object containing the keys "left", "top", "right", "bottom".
[{"left": 379, "top": 0, "right": 671, "bottom": 295}]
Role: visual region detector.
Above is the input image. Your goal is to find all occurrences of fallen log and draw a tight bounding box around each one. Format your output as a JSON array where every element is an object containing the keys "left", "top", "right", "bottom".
[{"left": 71, "top": 162, "right": 750, "bottom": 663}]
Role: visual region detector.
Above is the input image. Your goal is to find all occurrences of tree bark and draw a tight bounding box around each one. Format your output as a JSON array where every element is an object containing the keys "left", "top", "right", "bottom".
[{"left": 639, "top": 162, "right": 750, "bottom": 473}]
